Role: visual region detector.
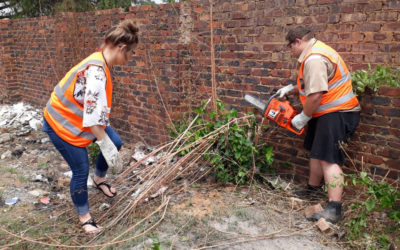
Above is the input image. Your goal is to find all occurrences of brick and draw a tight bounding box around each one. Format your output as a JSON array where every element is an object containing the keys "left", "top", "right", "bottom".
[
  {"left": 373, "top": 33, "right": 388, "bottom": 41},
  {"left": 394, "top": 33, "right": 400, "bottom": 42},
  {"left": 370, "top": 167, "right": 389, "bottom": 177},
  {"left": 368, "top": 11, "right": 398, "bottom": 22},
  {"left": 382, "top": 22, "right": 400, "bottom": 31},
  {"left": 391, "top": 118, "right": 400, "bottom": 129},
  {"left": 393, "top": 98, "right": 400, "bottom": 107},
  {"left": 386, "top": 160, "right": 400, "bottom": 171},
  {"left": 352, "top": 44, "right": 380, "bottom": 52},
  {"left": 384, "top": 0, "right": 400, "bottom": 9},
  {"left": 305, "top": 204, "right": 323, "bottom": 218},
  {"left": 375, "top": 107, "right": 400, "bottom": 117},
  {"left": 316, "top": 218, "right": 331, "bottom": 233},
  {"left": 355, "top": 2, "right": 382, "bottom": 11},
  {"left": 356, "top": 23, "right": 381, "bottom": 32},
  {"left": 341, "top": 13, "right": 367, "bottom": 22},
  {"left": 372, "top": 96, "right": 391, "bottom": 106},
  {"left": 364, "top": 155, "right": 384, "bottom": 165}
]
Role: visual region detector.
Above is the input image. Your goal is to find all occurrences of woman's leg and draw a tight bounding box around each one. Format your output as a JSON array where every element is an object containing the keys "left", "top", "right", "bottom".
[{"left": 43, "top": 119, "right": 100, "bottom": 233}]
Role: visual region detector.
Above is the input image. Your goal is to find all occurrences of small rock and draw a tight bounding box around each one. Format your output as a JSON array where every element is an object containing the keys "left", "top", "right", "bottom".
[
  {"left": 99, "top": 203, "right": 110, "bottom": 211},
  {"left": 63, "top": 171, "right": 73, "bottom": 179},
  {"left": 305, "top": 203, "right": 323, "bottom": 218},
  {"left": 132, "top": 151, "right": 156, "bottom": 165},
  {"left": 57, "top": 194, "right": 66, "bottom": 200},
  {"left": 16, "top": 128, "right": 31, "bottom": 136},
  {"left": 0, "top": 133, "right": 12, "bottom": 144},
  {"left": 29, "top": 118, "right": 42, "bottom": 130},
  {"left": 28, "top": 189, "right": 47, "bottom": 197},
  {"left": 87, "top": 176, "right": 93, "bottom": 187},
  {"left": 1, "top": 150, "right": 12, "bottom": 159},
  {"left": 41, "top": 138, "right": 50, "bottom": 144},
  {"left": 33, "top": 174, "right": 47, "bottom": 183}
]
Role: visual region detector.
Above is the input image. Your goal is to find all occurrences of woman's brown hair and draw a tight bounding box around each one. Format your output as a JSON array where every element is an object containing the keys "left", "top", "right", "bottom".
[{"left": 103, "top": 19, "right": 139, "bottom": 51}]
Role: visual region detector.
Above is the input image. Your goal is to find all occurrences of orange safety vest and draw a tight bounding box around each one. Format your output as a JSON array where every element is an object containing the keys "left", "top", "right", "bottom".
[
  {"left": 297, "top": 40, "right": 359, "bottom": 118},
  {"left": 43, "top": 51, "right": 113, "bottom": 147}
]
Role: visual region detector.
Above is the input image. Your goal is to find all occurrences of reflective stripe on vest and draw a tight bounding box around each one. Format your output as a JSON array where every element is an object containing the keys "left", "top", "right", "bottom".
[
  {"left": 315, "top": 90, "right": 355, "bottom": 113},
  {"left": 46, "top": 101, "right": 95, "bottom": 140}
]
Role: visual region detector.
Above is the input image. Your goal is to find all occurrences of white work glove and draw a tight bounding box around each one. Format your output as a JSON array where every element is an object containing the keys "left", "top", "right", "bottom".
[
  {"left": 276, "top": 84, "right": 294, "bottom": 98},
  {"left": 95, "top": 134, "right": 119, "bottom": 168},
  {"left": 291, "top": 111, "right": 312, "bottom": 130}
]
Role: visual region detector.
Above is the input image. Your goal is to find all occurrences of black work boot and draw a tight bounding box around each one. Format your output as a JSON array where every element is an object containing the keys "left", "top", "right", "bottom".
[
  {"left": 311, "top": 201, "right": 342, "bottom": 223},
  {"left": 293, "top": 184, "right": 326, "bottom": 201}
]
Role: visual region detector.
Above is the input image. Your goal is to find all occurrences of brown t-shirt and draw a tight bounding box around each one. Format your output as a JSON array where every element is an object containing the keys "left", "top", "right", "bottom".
[{"left": 297, "top": 38, "right": 361, "bottom": 112}]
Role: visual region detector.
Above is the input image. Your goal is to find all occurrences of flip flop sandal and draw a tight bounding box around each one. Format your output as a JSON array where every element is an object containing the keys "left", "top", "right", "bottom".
[
  {"left": 81, "top": 218, "right": 101, "bottom": 234},
  {"left": 93, "top": 180, "right": 117, "bottom": 198}
]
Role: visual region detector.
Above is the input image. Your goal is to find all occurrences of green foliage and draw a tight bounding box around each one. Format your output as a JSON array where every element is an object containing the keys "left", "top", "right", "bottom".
[
  {"left": 151, "top": 234, "right": 161, "bottom": 250},
  {"left": 169, "top": 99, "right": 274, "bottom": 185},
  {"left": 54, "top": 0, "right": 95, "bottom": 13},
  {"left": 1, "top": 0, "right": 158, "bottom": 18},
  {"left": 344, "top": 171, "right": 400, "bottom": 243},
  {"left": 352, "top": 64, "right": 400, "bottom": 95},
  {"left": 96, "top": 0, "right": 132, "bottom": 10},
  {"left": 88, "top": 142, "right": 100, "bottom": 166}
]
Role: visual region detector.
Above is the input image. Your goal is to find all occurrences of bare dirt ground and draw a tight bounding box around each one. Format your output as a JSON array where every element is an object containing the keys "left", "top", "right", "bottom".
[{"left": 0, "top": 103, "right": 347, "bottom": 249}]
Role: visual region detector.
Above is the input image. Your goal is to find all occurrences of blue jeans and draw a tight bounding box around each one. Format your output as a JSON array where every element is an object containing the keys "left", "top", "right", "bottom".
[{"left": 43, "top": 118, "right": 122, "bottom": 214}]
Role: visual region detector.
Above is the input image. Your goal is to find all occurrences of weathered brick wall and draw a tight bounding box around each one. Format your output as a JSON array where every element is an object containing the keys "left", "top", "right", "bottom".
[{"left": 1, "top": 0, "right": 399, "bottom": 181}]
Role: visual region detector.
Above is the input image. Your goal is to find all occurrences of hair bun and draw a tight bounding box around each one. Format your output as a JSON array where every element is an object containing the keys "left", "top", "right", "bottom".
[
  {"left": 104, "top": 19, "right": 139, "bottom": 48},
  {"left": 119, "top": 19, "right": 138, "bottom": 34}
]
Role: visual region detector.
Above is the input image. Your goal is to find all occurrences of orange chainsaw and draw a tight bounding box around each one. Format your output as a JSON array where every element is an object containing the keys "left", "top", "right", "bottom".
[{"left": 244, "top": 93, "right": 305, "bottom": 135}]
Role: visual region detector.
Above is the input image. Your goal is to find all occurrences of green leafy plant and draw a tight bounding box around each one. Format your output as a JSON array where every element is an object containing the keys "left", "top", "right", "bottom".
[
  {"left": 352, "top": 64, "right": 400, "bottom": 95},
  {"left": 169, "top": 99, "right": 274, "bottom": 185},
  {"left": 344, "top": 172, "right": 400, "bottom": 244},
  {"left": 87, "top": 142, "right": 100, "bottom": 166}
]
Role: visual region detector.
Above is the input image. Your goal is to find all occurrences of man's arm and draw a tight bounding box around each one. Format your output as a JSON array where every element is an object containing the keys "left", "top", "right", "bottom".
[{"left": 303, "top": 92, "right": 322, "bottom": 117}]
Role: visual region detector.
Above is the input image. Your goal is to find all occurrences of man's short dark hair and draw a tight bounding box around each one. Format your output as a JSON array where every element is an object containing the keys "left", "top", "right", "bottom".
[{"left": 286, "top": 26, "right": 313, "bottom": 47}]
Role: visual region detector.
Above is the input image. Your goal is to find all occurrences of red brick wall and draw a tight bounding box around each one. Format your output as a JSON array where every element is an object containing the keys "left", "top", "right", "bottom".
[{"left": 1, "top": 0, "right": 399, "bottom": 181}]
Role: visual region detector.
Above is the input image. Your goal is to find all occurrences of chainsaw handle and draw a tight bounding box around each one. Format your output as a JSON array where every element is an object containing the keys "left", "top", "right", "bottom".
[{"left": 287, "top": 125, "right": 305, "bottom": 136}]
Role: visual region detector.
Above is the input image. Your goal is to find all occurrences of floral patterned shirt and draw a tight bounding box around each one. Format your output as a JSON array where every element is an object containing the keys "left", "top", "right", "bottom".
[{"left": 73, "top": 65, "right": 110, "bottom": 127}]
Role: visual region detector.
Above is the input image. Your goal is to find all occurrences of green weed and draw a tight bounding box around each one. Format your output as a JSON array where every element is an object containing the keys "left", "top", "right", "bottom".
[
  {"left": 352, "top": 64, "right": 400, "bottom": 95},
  {"left": 169, "top": 99, "right": 275, "bottom": 185},
  {"left": 343, "top": 171, "right": 400, "bottom": 247}
]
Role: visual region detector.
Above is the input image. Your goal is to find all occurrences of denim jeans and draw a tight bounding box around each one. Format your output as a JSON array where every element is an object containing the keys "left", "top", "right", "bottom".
[{"left": 43, "top": 118, "right": 122, "bottom": 214}]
